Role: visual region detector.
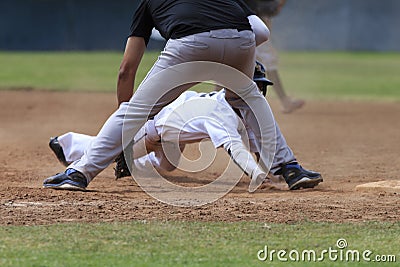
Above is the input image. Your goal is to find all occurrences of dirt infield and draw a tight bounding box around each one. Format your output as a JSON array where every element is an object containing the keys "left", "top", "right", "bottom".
[{"left": 1, "top": 90, "right": 399, "bottom": 225}]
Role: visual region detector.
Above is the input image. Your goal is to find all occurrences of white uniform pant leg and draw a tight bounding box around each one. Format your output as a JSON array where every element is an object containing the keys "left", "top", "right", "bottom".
[
  {"left": 59, "top": 129, "right": 159, "bottom": 176},
  {"left": 57, "top": 132, "right": 95, "bottom": 164},
  {"left": 69, "top": 102, "right": 130, "bottom": 180}
]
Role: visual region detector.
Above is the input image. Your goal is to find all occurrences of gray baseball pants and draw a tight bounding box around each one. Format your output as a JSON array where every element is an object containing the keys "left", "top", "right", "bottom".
[{"left": 70, "top": 29, "right": 283, "bottom": 181}]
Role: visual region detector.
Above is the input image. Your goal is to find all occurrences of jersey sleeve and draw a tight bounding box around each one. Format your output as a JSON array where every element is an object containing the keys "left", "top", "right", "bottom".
[
  {"left": 202, "top": 107, "right": 244, "bottom": 149},
  {"left": 129, "top": 0, "right": 154, "bottom": 46},
  {"left": 244, "top": 122, "right": 259, "bottom": 153}
]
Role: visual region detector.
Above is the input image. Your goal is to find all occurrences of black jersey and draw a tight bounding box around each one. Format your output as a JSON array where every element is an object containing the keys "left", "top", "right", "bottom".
[{"left": 130, "top": 0, "right": 254, "bottom": 45}]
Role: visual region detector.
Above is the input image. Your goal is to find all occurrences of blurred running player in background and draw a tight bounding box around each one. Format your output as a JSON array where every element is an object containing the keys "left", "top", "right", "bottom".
[{"left": 245, "top": 0, "right": 305, "bottom": 113}]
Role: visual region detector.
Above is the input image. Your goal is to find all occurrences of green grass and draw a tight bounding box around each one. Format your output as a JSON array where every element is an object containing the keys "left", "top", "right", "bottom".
[
  {"left": 0, "top": 221, "right": 399, "bottom": 266},
  {"left": 1, "top": 51, "right": 399, "bottom": 100},
  {"left": 0, "top": 51, "right": 158, "bottom": 92},
  {"left": 279, "top": 52, "right": 400, "bottom": 101},
  {"left": 1, "top": 51, "right": 399, "bottom": 266}
]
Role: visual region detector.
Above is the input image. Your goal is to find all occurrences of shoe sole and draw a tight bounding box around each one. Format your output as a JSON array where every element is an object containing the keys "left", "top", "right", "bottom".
[
  {"left": 289, "top": 177, "right": 323, "bottom": 190},
  {"left": 43, "top": 182, "right": 86, "bottom": 191}
]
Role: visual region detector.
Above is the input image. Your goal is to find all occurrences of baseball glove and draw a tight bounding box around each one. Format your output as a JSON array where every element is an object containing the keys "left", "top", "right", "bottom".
[{"left": 114, "top": 152, "right": 131, "bottom": 179}]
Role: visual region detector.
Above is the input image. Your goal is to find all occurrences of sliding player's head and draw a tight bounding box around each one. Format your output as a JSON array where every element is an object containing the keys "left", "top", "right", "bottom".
[{"left": 253, "top": 61, "right": 273, "bottom": 96}]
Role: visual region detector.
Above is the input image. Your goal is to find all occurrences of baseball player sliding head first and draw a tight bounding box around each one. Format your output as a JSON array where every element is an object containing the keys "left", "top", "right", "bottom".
[
  {"left": 46, "top": 62, "right": 322, "bottom": 192},
  {"left": 43, "top": 0, "right": 321, "bottom": 193}
]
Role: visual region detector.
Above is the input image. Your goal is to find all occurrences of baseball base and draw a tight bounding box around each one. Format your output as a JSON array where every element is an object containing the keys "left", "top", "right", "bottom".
[{"left": 355, "top": 180, "right": 400, "bottom": 193}]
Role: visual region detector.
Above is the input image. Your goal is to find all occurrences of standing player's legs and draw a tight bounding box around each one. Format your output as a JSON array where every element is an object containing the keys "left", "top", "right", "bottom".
[
  {"left": 263, "top": 123, "right": 322, "bottom": 190},
  {"left": 238, "top": 104, "right": 294, "bottom": 170},
  {"left": 67, "top": 39, "right": 195, "bottom": 181},
  {"left": 269, "top": 124, "right": 295, "bottom": 173},
  {"left": 45, "top": 29, "right": 276, "bottom": 189},
  {"left": 211, "top": 31, "right": 276, "bottom": 175},
  {"left": 237, "top": 102, "right": 322, "bottom": 189}
]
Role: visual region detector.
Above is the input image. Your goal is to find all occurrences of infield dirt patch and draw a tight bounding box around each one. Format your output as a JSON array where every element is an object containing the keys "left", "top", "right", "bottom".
[{"left": 1, "top": 90, "right": 399, "bottom": 225}]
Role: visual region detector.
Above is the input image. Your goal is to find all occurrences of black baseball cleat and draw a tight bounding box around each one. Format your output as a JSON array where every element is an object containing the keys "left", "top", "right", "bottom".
[
  {"left": 114, "top": 153, "right": 132, "bottom": 179},
  {"left": 43, "top": 169, "right": 88, "bottom": 191},
  {"left": 49, "top": 137, "right": 69, "bottom": 167},
  {"left": 276, "top": 162, "right": 323, "bottom": 190}
]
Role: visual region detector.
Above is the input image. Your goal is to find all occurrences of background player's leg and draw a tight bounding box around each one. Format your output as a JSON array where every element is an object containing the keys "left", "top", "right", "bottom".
[
  {"left": 267, "top": 69, "right": 305, "bottom": 113},
  {"left": 257, "top": 41, "right": 305, "bottom": 113}
]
